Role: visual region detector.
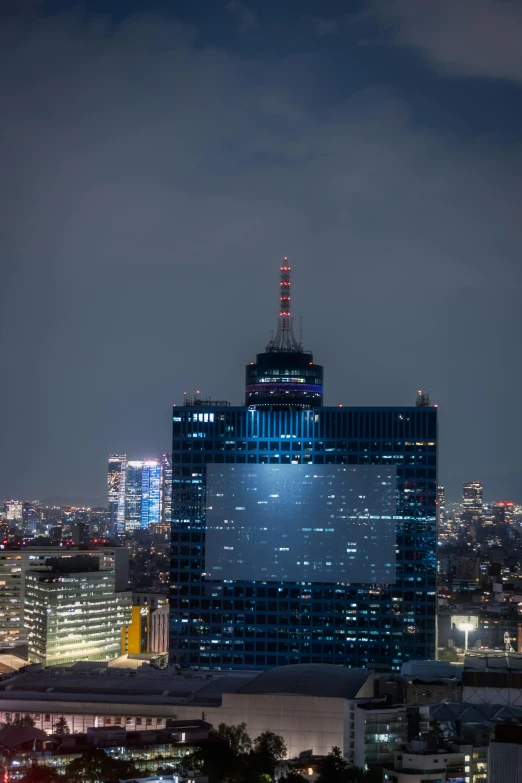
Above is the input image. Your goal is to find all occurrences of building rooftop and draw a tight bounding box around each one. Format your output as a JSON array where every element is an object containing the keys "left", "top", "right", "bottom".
[
  {"left": 237, "top": 664, "right": 372, "bottom": 699},
  {"left": 0, "top": 662, "right": 372, "bottom": 714},
  {"left": 430, "top": 702, "right": 522, "bottom": 724},
  {"left": 464, "top": 651, "right": 522, "bottom": 672}
]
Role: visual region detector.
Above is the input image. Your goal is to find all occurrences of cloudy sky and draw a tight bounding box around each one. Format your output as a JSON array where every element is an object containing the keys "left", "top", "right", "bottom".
[{"left": 1, "top": 0, "right": 521, "bottom": 503}]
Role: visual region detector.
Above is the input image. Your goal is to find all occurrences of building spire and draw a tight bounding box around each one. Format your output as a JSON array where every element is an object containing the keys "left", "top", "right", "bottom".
[{"left": 266, "top": 257, "right": 302, "bottom": 352}]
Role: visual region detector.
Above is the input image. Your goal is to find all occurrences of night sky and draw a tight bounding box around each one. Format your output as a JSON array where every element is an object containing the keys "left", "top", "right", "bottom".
[{"left": 1, "top": 0, "right": 522, "bottom": 504}]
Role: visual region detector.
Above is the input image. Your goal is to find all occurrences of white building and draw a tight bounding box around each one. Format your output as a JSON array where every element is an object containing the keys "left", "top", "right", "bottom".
[
  {"left": 0, "top": 663, "right": 373, "bottom": 760},
  {"left": 25, "top": 558, "right": 132, "bottom": 666},
  {"left": 383, "top": 739, "right": 472, "bottom": 783},
  {"left": 0, "top": 545, "right": 128, "bottom": 646}
]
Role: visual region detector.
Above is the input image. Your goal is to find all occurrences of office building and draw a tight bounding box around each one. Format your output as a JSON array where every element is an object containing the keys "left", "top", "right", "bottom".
[
  {"left": 22, "top": 500, "right": 40, "bottom": 534},
  {"left": 0, "top": 545, "right": 128, "bottom": 646},
  {"left": 170, "top": 261, "right": 438, "bottom": 670},
  {"left": 124, "top": 461, "right": 143, "bottom": 531},
  {"left": 161, "top": 453, "right": 172, "bottom": 525},
  {"left": 25, "top": 555, "right": 132, "bottom": 666},
  {"left": 462, "top": 481, "right": 483, "bottom": 528},
  {"left": 2, "top": 500, "right": 22, "bottom": 522},
  {"left": 120, "top": 459, "right": 163, "bottom": 532},
  {"left": 108, "top": 455, "right": 126, "bottom": 534},
  {"left": 140, "top": 460, "right": 162, "bottom": 528}
]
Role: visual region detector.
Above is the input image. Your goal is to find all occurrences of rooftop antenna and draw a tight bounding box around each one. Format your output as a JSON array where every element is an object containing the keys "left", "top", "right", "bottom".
[
  {"left": 266, "top": 257, "right": 302, "bottom": 353},
  {"left": 416, "top": 390, "right": 431, "bottom": 407}
]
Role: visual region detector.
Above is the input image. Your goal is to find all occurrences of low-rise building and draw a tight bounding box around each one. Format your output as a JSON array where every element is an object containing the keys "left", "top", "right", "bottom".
[
  {"left": 354, "top": 701, "right": 409, "bottom": 768},
  {"left": 0, "top": 662, "right": 373, "bottom": 760},
  {"left": 0, "top": 720, "right": 218, "bottom": 781},
  {"left": 383, "top": 738, "right": 473, "bottom": 783}
]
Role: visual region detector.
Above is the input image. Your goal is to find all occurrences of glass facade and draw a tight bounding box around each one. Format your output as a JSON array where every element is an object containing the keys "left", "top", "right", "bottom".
[
  {"left": 141, "top": 460, "right": 162, "bottom": 528},
  {"left": 161, "top": 453, "right": 173, "bottom": 526},
  {"left": 170, "top": 405, "right": 437, "bottom": 671},
  {"left": 125, "top": 461, "right": 143, "bottom": 532},
  {"left": 108, "top": 454, "right": 127, "bottom": 534},
  {"left": 25, "top": 568, "right": 132, "bottom": 666}
]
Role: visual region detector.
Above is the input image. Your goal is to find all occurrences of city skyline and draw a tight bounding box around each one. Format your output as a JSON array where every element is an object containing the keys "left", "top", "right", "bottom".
[{"left": 1, "top": 0, "right": 522, "bottom": 503}]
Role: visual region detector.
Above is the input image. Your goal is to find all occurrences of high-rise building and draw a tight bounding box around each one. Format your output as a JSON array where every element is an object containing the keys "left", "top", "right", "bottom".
[
  {"left": 492, "top": 501, "right": 515, "bottom": 528},
  {"left": 25, "top": 555, "right": 132, "bottom": 666},
  {"left": 141, "top": 460, "right": 162, "bottom": 527},
  {"left": 161, "top": 453, "right": 173, "bottom": 526},
  {"left": 125, "top": 461, "right": 143, "bottom": 531},
  {"left": 22, "top": 500, "right": 40, "bottom": 534},
  {"left": 108, "top": 455, "right": 126, "bottom": 534},
  {"left": 462, "top": 481, "right": 483, "bottom": 528},
  {"left": 3, "top": 500, "right": 22, "bottom": 522},
  {"left": 121, "top": 459, "right": 162, "bottom": 532},
  {"left": 169, "top": 261, "right": 438, "bottom": 671}
]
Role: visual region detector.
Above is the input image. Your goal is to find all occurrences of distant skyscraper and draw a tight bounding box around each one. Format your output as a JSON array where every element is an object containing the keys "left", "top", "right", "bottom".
[
  {"left": 141, "top": 460, "right": 162, "bottom": 528},
  {"left": 108, "top": 455, "right": 126, "bottom": 534},
  {"left": 22, "top": 501, "right": 40, "bottom": 535},
  {"left": 3, "top": 500, "right": 22, "bottom": 522},
  {"left": 170, "top": 260, "right": 438, "bottom": 671},
  {"left": 462, "top": 481, "right": 483, "bottom": 527},
  {"left": 161, "top": 453, "right": 172, "bottom": 526},
  {"left": 125, "top": 461, "right": 143, "bottom": 532}
]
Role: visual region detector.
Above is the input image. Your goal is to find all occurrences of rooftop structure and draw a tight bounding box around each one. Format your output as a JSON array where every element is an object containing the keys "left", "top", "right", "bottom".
[{"left": 244, "top": 259, "right": 324, "bottom": 409}]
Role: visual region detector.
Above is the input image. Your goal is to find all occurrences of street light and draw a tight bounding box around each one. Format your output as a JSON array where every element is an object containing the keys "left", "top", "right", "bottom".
[{"left": 457, "top": 621, "right": 475, "bottom": 651}]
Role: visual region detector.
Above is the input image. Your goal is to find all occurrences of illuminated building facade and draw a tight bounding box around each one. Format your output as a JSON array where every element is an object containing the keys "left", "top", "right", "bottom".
[
  {"left": 25, "top": 557, "right": 132, "bottom": 666},
  {"left": 3, "top": 499, "right": 22, "bottom": 522},
  {"left": 22, "top": 500, "right": 40, "bottom": 535},
  {"left": 0, "top": 545, "right": 128, "bottom": 646},
  {"left": 108, "top": 455, "right": 126, "bottom": 534},
  {"left": 462, "top": 481, "right": 483, "bottom": 528},
  {"left": 161, "top": 453, "right": 173, "bottom": 525},
  {"left": 141, "top": 460, "right": 162, "bottom": 528},
  {"left": 125, "top": 461, "right": 143, "bottom": 531},
  {"left": 169, "top": 261, "right": 438, "bottom": 671}
]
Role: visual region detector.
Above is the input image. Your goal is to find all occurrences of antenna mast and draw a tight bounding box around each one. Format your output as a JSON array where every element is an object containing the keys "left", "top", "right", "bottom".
[{"left": 266, "top": 257, "right": 302, "bottom": 352}]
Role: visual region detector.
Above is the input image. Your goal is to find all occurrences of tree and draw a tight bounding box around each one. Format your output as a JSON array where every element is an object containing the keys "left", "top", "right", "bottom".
[
  {"left": 217, "top": 722, "right": 253, "bottom": 755},
  {"left": 11, "top": 716, "right": 35, "bottom": 727},
  {"left": 253, "top": 730, "right": 288, "bottom": 761},
  {"left": 316, "top": 746, "right": 349, "bottom": 783},
  {"left": 65, "top": 747, "right": 137, "bottom": 783},
  {"left": 54, "top": 716, "right": 70, "bottom": 735},
  {"left": 316, "top": 748, "right": 378, "bottom": 783},
  {"left": 20, "top": 767, "right": 61, "bottom": 783}
]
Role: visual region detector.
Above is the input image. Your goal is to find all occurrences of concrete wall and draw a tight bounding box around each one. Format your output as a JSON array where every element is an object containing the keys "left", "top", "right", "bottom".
[{"left": 218, "top": 692, "right": 347, "bottom": 759}]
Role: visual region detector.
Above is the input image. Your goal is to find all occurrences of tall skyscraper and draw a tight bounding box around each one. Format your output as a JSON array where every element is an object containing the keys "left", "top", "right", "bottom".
[
  {"left": 161, "top": 453, "right": 172, "bottom": 526},
  {"left": 141, "top": 460, "right": 162, "bottom": 528},
  {"left": 461, "top": 481, "right": 483, "bottom": 528},
  {"left": 170, "top": 261, "right": 437, "bottom": 671},
  {"left": 125, "top": 461, "right": 143, "bottom": 532},
  {"left": 108, "top": 455, "right": 126, "bottom": 534},
  {"left": 120, "top": 459, "right": 162, "bottom": 532}
]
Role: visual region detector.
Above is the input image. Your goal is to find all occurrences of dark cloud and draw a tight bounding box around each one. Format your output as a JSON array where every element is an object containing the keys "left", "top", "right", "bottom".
[
  {"left": 1, "top": 8, "right": 521, "bottom": 502},
  {"left": 370, "top": 0, "right": 522, "bottom": 83},
  {"left": 226, "top": 1, "right": 259, "bottom": 32}
]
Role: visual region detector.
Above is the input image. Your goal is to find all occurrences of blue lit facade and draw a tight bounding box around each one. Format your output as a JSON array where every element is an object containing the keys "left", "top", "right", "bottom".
[
  {"left": 141, "top": 460, "right": 162, "bottom": 527},
  {"left": 170, "top": 405, "right": 437, "bottom": 671}
]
